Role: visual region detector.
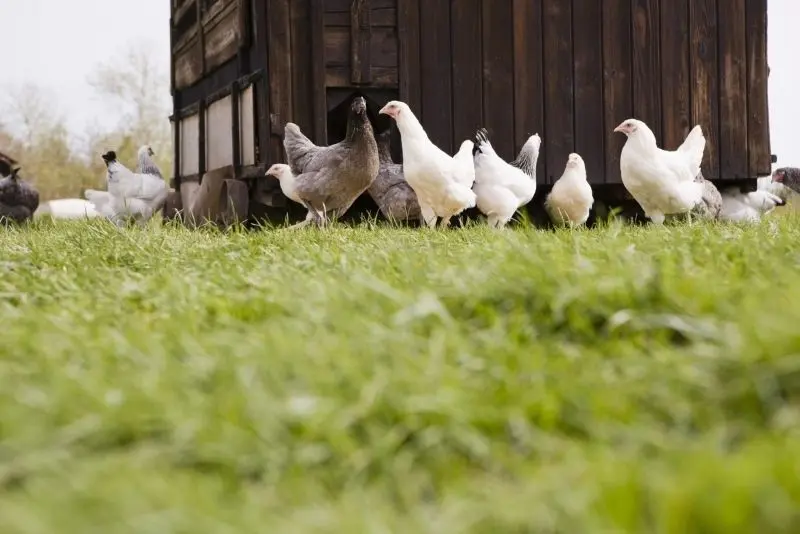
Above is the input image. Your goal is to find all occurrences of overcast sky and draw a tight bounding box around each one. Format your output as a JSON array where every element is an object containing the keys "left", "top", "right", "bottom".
[{"left": 0, "top": 0, "right": 796, "bottom": 171}]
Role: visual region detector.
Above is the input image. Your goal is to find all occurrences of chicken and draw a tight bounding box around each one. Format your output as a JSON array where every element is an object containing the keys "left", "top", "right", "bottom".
[
  {"left": 544, "top": 153, "right": 593, "bottom": 227},
  {"left": 471, "top": 128, "right": 542, "bottom": 228},
  {"left": 772, "top": 167, "right": 800, "bottom": 195},
  {"left": 282, "top": 96, "right": 379, "bottom": 226},
  {"left": 35, "top": 198, "right": 100, "bottom": 219},
  {"left": 265, "top": 163, "right": 303, "bottom": 205},
  {"left": 378, "top": 100, "right": 476, "bottom": 228},
  {"left": 719, "top": 187, "right": 786, "bottom": 222},
  {"left": 614, "top": 119, "right": 707, "bottom": 224},
  {"left": 0, "top": 167, "right": 39, "bottom": 223},
  {"left": 136, "top": 144, "right": 163, "bottom": 178},
  {"left": 87, "top": 150, "right": 169, "bottom": 226},
  {"left": 366, "top": 129, "right": 422, "bottom": 224},
  {"left": 757, "top": 175, "right": 790, "bottom": 201}
]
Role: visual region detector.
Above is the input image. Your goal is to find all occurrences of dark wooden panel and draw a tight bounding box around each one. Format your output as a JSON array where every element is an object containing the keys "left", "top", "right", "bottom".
[
  {"left": 267, "top": 0, "right": 293, "bottom": 161},
  {"left": 481, "top": 0, "right": 515, "bottom": 161},
  {"left": 542, "top": 0, "right": 574, "bottom": 183},
  {"left": 310, "top": 0, "right": 327, "bottom": 143},
  {"left": 512, "top": 0, "right": 545, "bottom": 182},
  {"left": 572, "top": 0, "right": 604, "bottom": 184},
  {"left": 325, "top": 0, "right": 394, "bottom": 12},
  {"left": 419, "top": 0, "right": 453, "bottom": 153},
  {"left": 350, "top": 0, "right": 372, "bottom": 84},
  {"left": 175, "top": 37, "right": 204, "bottom": 89},
  {"left": 325, "top": 66, "right": 397, "bottom": 87},
  {"left": 660, "top": 0, "right": 691, "bottom": 151},
  {"left": 718, "top": 0, "right": 748, "bottom": 179},
  {"left": 689, "top": 0, "right": 719, "bottom": 178},
  {"left": 397, "top": 0, "right": 421, "bottom": 114},
  {"left": 632, "top": 0, "right": 661, "bottom": 145},
  {"left": 746, "top": 0, "right": 770, "bottom": 177},
  {"left": 451, "top": 0, "right": 483, "bottom": 145},
  {"left": 324, "top": 8, "right": 396, "bottom": 26},
  {"left": 602, "top": 0, "right": 633, "bottom": 183},
  {"left": 290, "top": 0, "right": 313, "bottom": 132},
  {"left": 325, "top": 27, "right": 397, "bottom": 68}
]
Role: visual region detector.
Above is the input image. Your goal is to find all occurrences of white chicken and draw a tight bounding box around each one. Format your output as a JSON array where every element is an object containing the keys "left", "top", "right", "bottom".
[
  {"left": 614, "top": 119, "right": 705, "bottom": 224},
  {"left": 378, "top": 100, "right": 476, "bottom": 228},
  {"left": 472, "top": 128, "right": 542, "bottom": 228},
  {"left": 544, "top": 153, "right": 593, "bottom": 227},
  {"left": 265, "top": 163, "right": 303, "bottom": 205},
  {"left": 87, "top": 149, "right": 169, "bottom": 226},
  {"left": 719, "top": 187, "right": 786, "bottom": 222}
]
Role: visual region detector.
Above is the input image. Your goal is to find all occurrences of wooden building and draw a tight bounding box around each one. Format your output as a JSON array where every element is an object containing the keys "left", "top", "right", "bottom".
[{"left": 169, "top": 0, "right": 771, "bottom": 220}]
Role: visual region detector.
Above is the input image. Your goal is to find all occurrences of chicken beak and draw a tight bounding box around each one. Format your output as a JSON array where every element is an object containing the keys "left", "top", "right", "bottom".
[
  {"left": 613, "top": 124, "right": 626, "bottom": 134},
  {"left": 378, "top": 105, "right": 388, "bottom": 116}
]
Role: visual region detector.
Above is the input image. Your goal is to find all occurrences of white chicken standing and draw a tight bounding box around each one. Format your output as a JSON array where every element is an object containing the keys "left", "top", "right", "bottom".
[
  {"left": 614, "top": 119, "right": 705, "bottom": 224},
  {"left": 472, "top": 128, "right": 542, "bottom": 228},
  {"left": 87, "top": 148, "right": 169, "bottom": 226},
  {"left": 378, "top": 100, "right": 476, "bottom": 228},
  {"left": 544, "top": 153, "right": 593, "bottom": 227},
  {"left": 719, "top": 187, "right": 786, "bottom": 222}
]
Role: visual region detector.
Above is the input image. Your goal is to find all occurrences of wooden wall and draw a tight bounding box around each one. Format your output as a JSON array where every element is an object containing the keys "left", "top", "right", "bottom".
[{"left": 395, "top": 0, "right": 771, "bottom": 184}]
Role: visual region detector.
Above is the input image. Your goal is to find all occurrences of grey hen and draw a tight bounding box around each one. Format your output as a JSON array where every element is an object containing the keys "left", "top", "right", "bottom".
[
  {"left": 773, "top": 167, "right": 800, "bottom": 194},
  {"left": 366, "top": 129, "right": 422, "bottom": 224},
  {"left": 283, "top": 96, "right": 380, "bottom": 226},
  {"left": 0, "top": 167, "right": 39, "bottom": 223}
]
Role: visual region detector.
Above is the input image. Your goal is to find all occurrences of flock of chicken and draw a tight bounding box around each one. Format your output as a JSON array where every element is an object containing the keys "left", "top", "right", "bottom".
[
  {"left": 0, "top": 94, "right": 796, "bottom": 228},
  {"left": 266, "top": 96, "right": 794, "bottom": 230}
]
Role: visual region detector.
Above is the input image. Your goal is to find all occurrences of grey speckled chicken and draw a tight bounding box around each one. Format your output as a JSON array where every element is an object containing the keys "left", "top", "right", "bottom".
[
  {"left": 0, "top": 167, "right": 39, "bottom": 223},
  {"left": 282, "top": 96, "right": 380, "bottom": 226},
  {"left": 773, "top": 167, "right": 800, "bottom": 194},
  {"left": 691, "top": 172, "right": 722, "bottom": 220},
  {"left": 366, "top": 129, "right": 422, "bottom": 224}
]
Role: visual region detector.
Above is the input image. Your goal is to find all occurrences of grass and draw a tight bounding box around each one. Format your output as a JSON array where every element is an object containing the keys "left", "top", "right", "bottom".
[{"left": 0, "top": 213, "right": 799, "bottom": 533}]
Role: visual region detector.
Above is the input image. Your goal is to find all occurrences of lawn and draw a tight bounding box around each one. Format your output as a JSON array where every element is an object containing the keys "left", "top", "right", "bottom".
[{"left": 0, "top": 214, "right": 799, "bottom": 533}]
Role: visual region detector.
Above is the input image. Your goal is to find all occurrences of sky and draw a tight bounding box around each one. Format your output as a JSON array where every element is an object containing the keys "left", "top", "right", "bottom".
[{"left": 0, "top": 0, "right": 797, "bottom": 172}]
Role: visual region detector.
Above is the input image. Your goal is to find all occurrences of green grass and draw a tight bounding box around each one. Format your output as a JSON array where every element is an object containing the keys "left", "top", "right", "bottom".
[{"left": 1, "top": 213, "right": 799, "bottom": 533}]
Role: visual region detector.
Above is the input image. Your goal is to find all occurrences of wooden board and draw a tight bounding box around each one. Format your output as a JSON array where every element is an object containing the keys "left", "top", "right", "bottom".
[
  {"left": 419, "top": 0, "right": 453, "bottom": 153},
  {"left": 542, "top": 0, "right": 574, "bottom": 183},
  {"left": 481, "top": 0, "right": 515, "bottom": 162},
  {"left": 718, "top": 0, "right": 748, "bottom": 179},
  {"left": 397, "top": 0, "right": 421, "bottom": 115},
  {"left": 512, "top": 0, "right": 545, "bottom": 182},
  {"left": 660, "top": 0, "right": 691, "bottom": 151},
  {"left": 632, "top": 0, "right": 662, "bottom": 145},
  {"left": 746, "top": 0, "right": 771, "bottom": 177},
  {"left": 689, "top": 0, "right": 719, "bottom": 178},
  {"left": 572, "top": 0, "right": 605, "bottom": 185},
  {"left": 451, "top": 0, "right": 483, "bottom": 147},
  {"left": 602, "top": 0, "right": 633, "bottom": 183}
]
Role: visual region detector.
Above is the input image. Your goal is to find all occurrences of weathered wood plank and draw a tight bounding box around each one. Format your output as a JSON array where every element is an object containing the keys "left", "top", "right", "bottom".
[
  {"left": 451, "top": 0, "right": 483, "bottom": 146},
  {"left": 310, "top": 0, "right": 327, "bottom": 143},
  {"left": 512, "top": 0, "right": 545, "bottom": 182},
  {"left": 542, "top": 0, "right": 574, "bottom": 184},
  {"left": 350, "top": 0, "right": 372, "bottom": 84},
  {"left": 746, "top": 0, "right": 770, "bottom": 177},
  {"left": 481, "top": 0, "right": 515, "bottom": 161},
  {"left": 419, "top": 0, "right": 453, "bottom": 153},
  {"left": 718, "top": 0, "right": 748, "bottom": 179},
  {"left": 572, "top": 0, "right": 604, "bottom": 185},
  {"left": 267, "top": 0, "right": 293, "bottom": 162},
  {"left": 689, "top": 0, "right": 719, "bottom": 178},
  {"left": 602, "top": 0, "right": 633, "bottom": 183},
  {"left": 397, "top": 0, "right": 421, "bottom": 118},
  {"left": 632, "top": 0, "right": 662, "bottom": 145},
  {"left": 289, "top": 0, "right": 313, "bottom": 133},
  {"left": 660, "top": 0, "right": 691, "bottom": 151}
]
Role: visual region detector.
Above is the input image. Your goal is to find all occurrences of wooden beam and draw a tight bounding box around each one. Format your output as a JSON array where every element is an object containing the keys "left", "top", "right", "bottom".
[
  {"left": 311, "top": 0, "right": 327, "bottom": 143},
  {"left": 350, "top": 0, "right": 372, "bottom": 84}
]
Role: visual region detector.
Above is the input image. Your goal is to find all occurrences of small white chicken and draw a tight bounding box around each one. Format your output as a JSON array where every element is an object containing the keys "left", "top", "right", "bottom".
[
  {"left": 87, "top": 150, "right": 169, "bottom": 226},
  {"left": 34, "top": 198, "right": 100, "bottom": 219},
  {"left": 472, "top": 128, "right": 542, "bottom": 228},
  {"left": 719, "top": 187, "right": 786, "bottom": 222},
  {"left": 614, "top": 119, "right": 705, "bottom": 224},
  {"left": 544, "top": 153, "right": 593, "bottom": 227},
  {"left": 378, "top": 100, "right": 476, "bottom": 228},
  {"left": 265, "top": 163, "right": 303, "bottom": 205}
]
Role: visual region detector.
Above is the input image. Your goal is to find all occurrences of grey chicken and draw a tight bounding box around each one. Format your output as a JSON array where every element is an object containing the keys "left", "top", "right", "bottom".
[
  {"left": 366, "top": 129, "right": 422, "bottom": 224},
  {"left": 772, "top": 167, "right": 800, "bottom": 194},
  {"left": 282, "top": 96, "right": 380, "bottom": 226},
  {"left": 0, "top": 167, "right": 39, "bottom": 223}
]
